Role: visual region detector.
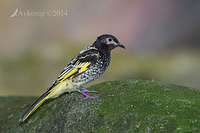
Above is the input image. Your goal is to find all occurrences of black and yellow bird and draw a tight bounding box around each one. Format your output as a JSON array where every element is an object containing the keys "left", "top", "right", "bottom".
[{"left": 19, "top": 34, "right": 125, "bottom": 122}]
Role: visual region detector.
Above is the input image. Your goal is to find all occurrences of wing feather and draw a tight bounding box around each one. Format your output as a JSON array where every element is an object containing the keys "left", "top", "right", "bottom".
[{"left": 46, "top": 47, "right": 99, "bottom": 92}]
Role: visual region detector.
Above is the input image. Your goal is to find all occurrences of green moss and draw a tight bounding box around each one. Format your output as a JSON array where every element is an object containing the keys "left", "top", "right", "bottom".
[{"left": 0, "top": 80, "right": 200, "bottom": 132}]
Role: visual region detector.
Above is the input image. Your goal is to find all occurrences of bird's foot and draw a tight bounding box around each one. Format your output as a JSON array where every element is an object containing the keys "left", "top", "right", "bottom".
[
  {"left": 76, "top": 87, "right": 99, "bottom": 100},
  {"left": 81, "top": 93, "right": 99, "bottom": 100}
]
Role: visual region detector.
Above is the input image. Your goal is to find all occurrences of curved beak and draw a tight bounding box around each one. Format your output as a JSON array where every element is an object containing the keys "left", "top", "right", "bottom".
[{"left": 117, "top": 43, "right": 125, "bottom": 49}]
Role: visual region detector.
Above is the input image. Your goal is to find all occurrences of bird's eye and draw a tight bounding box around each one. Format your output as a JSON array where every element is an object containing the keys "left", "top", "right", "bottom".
[{"left": 108, "top": 38, "right": 112, "bottom": 42}]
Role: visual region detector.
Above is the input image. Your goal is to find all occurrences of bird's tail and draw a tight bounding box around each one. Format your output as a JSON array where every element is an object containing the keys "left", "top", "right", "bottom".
[{"left": 19, "top": 92, "right": 50, "bottom": 122}]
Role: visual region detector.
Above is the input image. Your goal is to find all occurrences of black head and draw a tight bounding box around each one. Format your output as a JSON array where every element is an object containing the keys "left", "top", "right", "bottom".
[{"left": 92, "top": 34, "right": 125, "bottom": 52}]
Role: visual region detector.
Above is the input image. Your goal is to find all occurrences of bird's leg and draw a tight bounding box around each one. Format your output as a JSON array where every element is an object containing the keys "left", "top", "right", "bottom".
[{"left": 76, "top": 87, "right": 99, "bottom": 100}]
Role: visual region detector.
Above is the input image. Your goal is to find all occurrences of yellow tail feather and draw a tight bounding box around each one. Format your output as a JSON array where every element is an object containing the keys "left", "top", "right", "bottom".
[{"left": 19, "top": 92, "right": 49, "bottom": 122}]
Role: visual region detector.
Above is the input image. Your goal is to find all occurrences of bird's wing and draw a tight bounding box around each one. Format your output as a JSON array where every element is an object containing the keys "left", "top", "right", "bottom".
[{"left": 46, "top": 47, "right": 99, "bottom": 92}]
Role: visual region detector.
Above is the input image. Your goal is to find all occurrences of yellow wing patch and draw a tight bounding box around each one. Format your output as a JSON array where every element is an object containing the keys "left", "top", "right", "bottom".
[
  {"left": 58, "top": 62, "right": 91, "bottom": 82},
  {"left": 61, "top": 68, "right": 78, "bottom": 81},
  {"left": 79, "top": 62, "right": 91, "bottom": 73}
]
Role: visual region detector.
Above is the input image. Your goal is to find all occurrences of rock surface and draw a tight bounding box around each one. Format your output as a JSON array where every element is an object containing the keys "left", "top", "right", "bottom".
[{"left": 1, "top": 80, "right": 200, "bottom": 132}]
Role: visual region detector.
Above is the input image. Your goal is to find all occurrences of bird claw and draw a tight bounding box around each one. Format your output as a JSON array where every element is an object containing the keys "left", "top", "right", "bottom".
[
  {"left": 85, "top": 89, "right": 98, "bottom": 93},
  {"left": 81, "top": 94, "right": 99, "bottom": 101},
  {"left": 76, "top": 87, "right": 99, "bottom": 100}
]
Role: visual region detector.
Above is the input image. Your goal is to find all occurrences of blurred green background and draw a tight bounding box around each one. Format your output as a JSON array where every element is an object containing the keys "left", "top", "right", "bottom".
[{"left": 0, "top": 0, "right": 200, "bottom": 96}]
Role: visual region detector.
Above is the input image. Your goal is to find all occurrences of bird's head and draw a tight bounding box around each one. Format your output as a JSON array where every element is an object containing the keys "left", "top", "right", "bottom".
[{"left": 93, "top": 34, "right": 125, "bottom": 51}]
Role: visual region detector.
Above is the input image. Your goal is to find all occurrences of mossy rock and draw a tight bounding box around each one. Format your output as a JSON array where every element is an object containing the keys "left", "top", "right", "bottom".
[{"left": 1, "top": 80, "right": 200, "bottom": 132}]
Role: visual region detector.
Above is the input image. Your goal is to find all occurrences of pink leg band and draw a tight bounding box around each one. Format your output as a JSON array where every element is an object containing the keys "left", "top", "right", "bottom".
[{"left": 83, "top": 93, "right": 87, "bottom": 97}]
